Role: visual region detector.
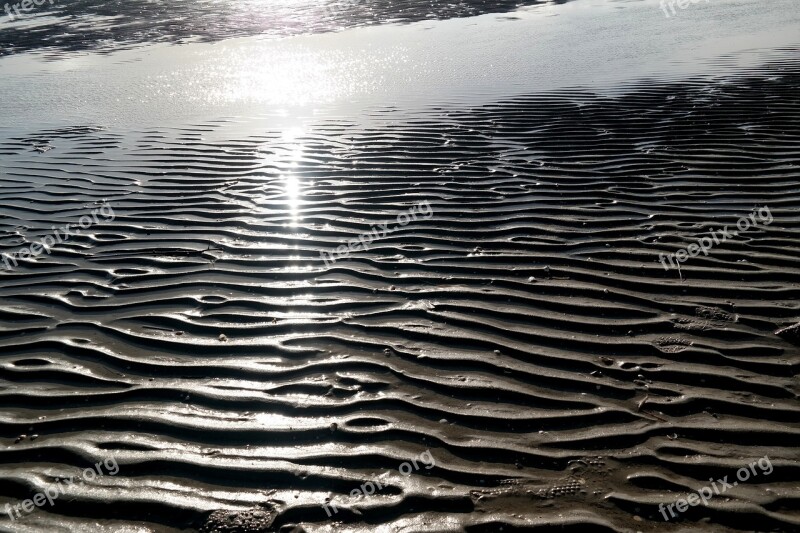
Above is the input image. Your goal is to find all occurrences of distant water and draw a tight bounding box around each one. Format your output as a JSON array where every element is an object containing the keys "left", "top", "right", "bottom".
[
  {"left": 0, "top": 0, "right": 798, "bottom": 129},
  {"left": 0, "top": 0, "right": 545, "bottom": 56}
]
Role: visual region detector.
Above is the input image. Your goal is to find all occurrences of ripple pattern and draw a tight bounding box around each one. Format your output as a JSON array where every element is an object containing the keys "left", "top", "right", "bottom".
[{"left": 0, "top": 58, "right": 799, "bottom": 532}]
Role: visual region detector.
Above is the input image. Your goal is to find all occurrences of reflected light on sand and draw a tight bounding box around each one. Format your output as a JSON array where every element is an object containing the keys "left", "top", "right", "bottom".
[
  {"left": 284, "top": 173, "right": 301, "bottom": 226},
  {"left": 281, "top": 127, "right": 305, "bottom": 227},
  {"left": 282, "top": 256, "right": 314, "bottom": 273},
  {"left": 254, "top": 127, "right": 306, "bottom": 227}
]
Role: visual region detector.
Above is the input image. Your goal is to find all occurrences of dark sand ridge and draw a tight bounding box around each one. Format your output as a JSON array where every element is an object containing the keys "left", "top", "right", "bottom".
[{"left": 0, "top": 50, "right": 798, "bottom": 531}]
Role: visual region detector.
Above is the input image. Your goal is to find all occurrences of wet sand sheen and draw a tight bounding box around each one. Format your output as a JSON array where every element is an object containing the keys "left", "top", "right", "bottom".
[{"left": 0, "top": 51, "right": 799, "bottom": 531}]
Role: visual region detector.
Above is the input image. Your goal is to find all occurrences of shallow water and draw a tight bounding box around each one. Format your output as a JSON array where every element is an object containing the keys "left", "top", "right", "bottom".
[{"left": 0, "top": 0, "right": 798, "bottom": 128}]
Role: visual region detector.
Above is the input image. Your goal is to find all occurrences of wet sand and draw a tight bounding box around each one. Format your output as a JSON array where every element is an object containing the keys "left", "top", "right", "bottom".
[{"left": 0, "top": 1, "right": 799, "bottom": 532}]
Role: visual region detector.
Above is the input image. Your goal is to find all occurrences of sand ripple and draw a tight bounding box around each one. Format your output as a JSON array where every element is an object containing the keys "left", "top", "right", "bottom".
[{"left": 0, "top": 58, "right": 799, "bottom": 532}]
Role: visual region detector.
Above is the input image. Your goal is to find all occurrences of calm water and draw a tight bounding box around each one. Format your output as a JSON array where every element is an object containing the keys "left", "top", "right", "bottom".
[{"left": 0, "top": 0, "right": 798, "bottom": 129}]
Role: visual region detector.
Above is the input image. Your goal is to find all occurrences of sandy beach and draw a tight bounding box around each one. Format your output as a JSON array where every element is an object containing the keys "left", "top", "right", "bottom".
[{"left": 0, "top": 1, "right": 799, "bottom": 531}]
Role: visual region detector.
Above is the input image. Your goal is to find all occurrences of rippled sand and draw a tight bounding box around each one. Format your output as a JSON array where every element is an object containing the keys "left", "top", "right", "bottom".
[{"left": 0, "top": 1, "right": 799, "bottom": 532}]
